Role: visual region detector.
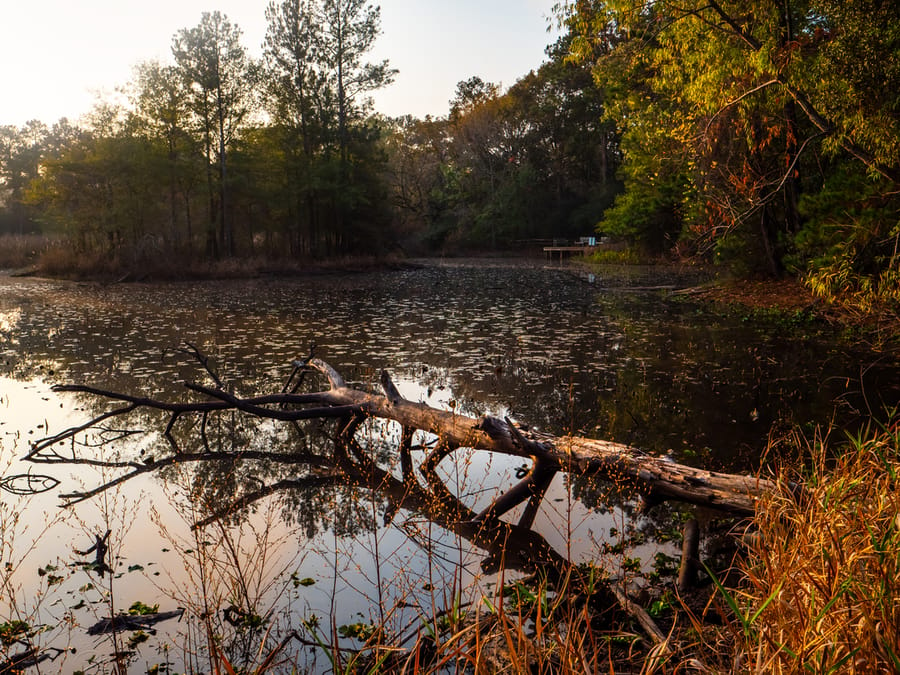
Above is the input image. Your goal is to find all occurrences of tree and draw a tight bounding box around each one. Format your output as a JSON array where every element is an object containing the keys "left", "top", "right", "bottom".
[
  {"left": 265, "top": 0, "right": 396, "bottom": 255},
  {"left": 0, "top": 121, "right": 49, "bottom": 234},
  {"left": 29, "top": 106, "right": 170, "bottom": 258},
  {"left": 317, "top": 0, "right": 396, "bottom": 165},
  {"left": 261, "top": 0, "right": 396, "bottom": 256},
  {"left": 559, "top": 0, "right": 900, "bottom": 286},
  {"left": 392, "top": 51, "right": 621, "bottom": 251},
  {"left": 172, "top": 11, "right": 259, "bottom": 257},
  {"left": 264, "top": 0, "right": 326, "bottom": 145},
  {"left": 128, "top": 60, "right": 199, "bottom": 251},
  {"left": 263, "top": 0, "right": 331, "bottom": 255}
]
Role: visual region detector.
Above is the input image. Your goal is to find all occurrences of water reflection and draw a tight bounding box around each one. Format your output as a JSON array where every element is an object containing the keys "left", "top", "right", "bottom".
[
  {"left": 4, "top": 263, "right": 895, "bottom": 466},
  {"left": 0, "top": 260, "right": 898, "bottom": 672},
  {"left": 4, "top": 365, "right": 597, "bottom": 673}
]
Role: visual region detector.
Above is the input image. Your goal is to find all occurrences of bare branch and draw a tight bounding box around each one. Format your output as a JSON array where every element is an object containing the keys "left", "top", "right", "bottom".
[
  {"left": 398, "top": 426, "right": 415, "bottom": 486},
  {"left": 701, "top": 79, "right": 780, "bottom": 137},
  {"left": 304, "top": 357, "right": 346, "bottom": 389},
  {"left": 183, "top": 381, "right": 369, "bottom": 421},
  {"left": 35, "top": 358, "right": 778, "bottom": 516},
  {"left": 55, "top": 447, "right": 336, "bottom": 506},
  {"left": 282, "top": 344, "right": 317, "bottom": 397},
  {"left": 179, "top": 341, "right": 224, "bottom": 388},
  {"left": 0, "top": 472, "right": 60, "bottom": 495},
  {"left": 701, "top": 0, "right": 762, "bottom": 50},
  {"left": 27, "top": 403, "right": 140, "bottom": 460},
  {"left": 380, "top": 369, "right": 404, "bottom": 405}
]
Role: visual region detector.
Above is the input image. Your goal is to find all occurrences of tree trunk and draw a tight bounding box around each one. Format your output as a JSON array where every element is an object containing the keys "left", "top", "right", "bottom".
[
  {"left": 297, "top": 365, "right": 775, "bottom": 516},
  {"left": 35, "top": 358, "right": 777, "bottom": 517}
]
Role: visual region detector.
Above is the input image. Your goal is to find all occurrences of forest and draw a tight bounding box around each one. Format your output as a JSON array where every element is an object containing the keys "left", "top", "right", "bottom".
[
  {"left": 0, "top": 0, "right": 898, "bottom": 311},
  {"left": 1, "top": 2, "right": 900, "bottom": 672}
]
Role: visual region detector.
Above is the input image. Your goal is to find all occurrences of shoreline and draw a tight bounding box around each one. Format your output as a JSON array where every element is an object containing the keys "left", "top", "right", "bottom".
[{"left": 5, "top": 253, "right": 897, "bottom": 351}]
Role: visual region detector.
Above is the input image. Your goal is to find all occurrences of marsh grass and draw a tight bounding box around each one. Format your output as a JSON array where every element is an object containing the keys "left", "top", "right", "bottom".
[
  {"left": 366, "top": 417, "right": 900, "bottom": 674},
  {"left": 34, "top": 241, "right": 406, "bottom": 281},
  {"left": 6, "top": 383, "right": 900, "bottom": 673},
  {"left": 0, "top": 453, "right": 76, "bottom": 672},
  {"left": 704, "top": 418, "right": 900, "bottom": 674},
  {"left": 0, "top": 234, "right": 50, "bottom": 269}
]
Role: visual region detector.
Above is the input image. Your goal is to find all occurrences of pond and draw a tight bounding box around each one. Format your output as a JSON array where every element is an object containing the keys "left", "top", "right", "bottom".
[{"left": 0, "top": 259, "right": 897, "bottom": 673}]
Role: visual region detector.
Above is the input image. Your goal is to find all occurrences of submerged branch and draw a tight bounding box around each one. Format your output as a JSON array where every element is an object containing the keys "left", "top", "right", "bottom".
[
  {"left": 192, "top": 474, "right": 344, "bottom": 529},
  {"left": 28, "top": 359, "right": 774, "bottom": 516}
]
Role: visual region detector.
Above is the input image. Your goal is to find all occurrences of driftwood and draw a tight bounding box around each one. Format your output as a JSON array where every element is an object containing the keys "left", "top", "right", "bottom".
[
  {"left": 26, "top": 357, "right": 774, "bottom": 517},
  {"left": 73, "top": 529, "right": 112, "bottom": 575},
  {"left": 17, "top": 354, "right": 777, "bottom": 651},
  {"left": 0, "top": 646, "right": 66, "bottom": 674},
  {"left": 86, "top": 609, "right": 184, "bottom": 636}
]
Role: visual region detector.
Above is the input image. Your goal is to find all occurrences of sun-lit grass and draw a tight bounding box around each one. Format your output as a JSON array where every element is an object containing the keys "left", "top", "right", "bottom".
[
  {"left": 35, "top": 241, "right": 406, "bottom": 281},
  {"left": 712, "top": 418, "right": 900, "bottom": 674},
  {"left": 389, "top": 417, "right": 900, "bottom": 674},
  {"left": 0, "top": 234, "right": 50, "bottom": 269}
]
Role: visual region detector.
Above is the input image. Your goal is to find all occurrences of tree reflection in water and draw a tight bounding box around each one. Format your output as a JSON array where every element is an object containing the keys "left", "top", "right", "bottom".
[{"left": 11, "top": 348, "right": 636, "bottom": 673}]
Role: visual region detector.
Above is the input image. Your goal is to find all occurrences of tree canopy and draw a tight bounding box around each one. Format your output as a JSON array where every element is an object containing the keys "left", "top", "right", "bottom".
[
  {"left": 0, "top": 0, "right": 897, "bottom": 315},
  {"left": 558, "top": 0, "right": 900, "bottom": 309}
]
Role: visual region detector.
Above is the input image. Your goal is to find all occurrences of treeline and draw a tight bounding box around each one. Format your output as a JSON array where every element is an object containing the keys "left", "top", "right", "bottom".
[
  {"left": 383, "top": 52, "right": 621, "bottom": 251},
  {"left": 0, "top": 0, "right": 393, "bottom": 266},
  {"left": 558, "top": 0, "right": 900, "bottom": 311},
  {"left": 1, "top": 1, "right": 400, "bottom": 265},
  {"left": 1, "top": 0, "right": 898, "bottom": 312},
  {"left": 0, "top": 1, "right": 619, "bottom": 272}
]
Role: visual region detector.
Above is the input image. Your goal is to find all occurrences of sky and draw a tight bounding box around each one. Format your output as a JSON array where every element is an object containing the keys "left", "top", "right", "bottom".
[{"left": 0, "top": 0, "right": 560, "bottom": 127}]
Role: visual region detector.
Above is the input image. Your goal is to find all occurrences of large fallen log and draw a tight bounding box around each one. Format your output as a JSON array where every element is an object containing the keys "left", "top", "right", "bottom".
[
  {"left": 16, "top": 353, "right": 775, "bottom": 654},
  {"left": 25, "top": 357, "right": 774, "bottom": 517},
  {"left": 301, "top": 360, "right": 774, "bottom": 516}
]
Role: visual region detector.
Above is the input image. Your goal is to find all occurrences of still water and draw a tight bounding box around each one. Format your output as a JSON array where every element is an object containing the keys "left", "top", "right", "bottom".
[{"left": 0, "top": 259, "right": 897, "bottom": 673}]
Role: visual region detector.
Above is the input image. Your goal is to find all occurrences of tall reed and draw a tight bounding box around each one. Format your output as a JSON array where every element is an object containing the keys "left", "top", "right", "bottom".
[{"left": 728, "top": 418, "right": 900, "bottom": 673}]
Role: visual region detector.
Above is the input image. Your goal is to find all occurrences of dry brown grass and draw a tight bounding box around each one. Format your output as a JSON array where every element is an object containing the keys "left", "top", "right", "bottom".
[
  {"left": 34, "top": 243, "right": 407, "bottom": 281},
  {"left": 0, "top": 234, "right": 51, "bottom": 269},
  {"left": 720, "top": 420, "right": 900, "bottom": 673},
  {"left": 418, "top": 418, "right": 900, "bottom": 674},
  {"left": 362, "top": 566, "right": 650, "bottom": 675}
]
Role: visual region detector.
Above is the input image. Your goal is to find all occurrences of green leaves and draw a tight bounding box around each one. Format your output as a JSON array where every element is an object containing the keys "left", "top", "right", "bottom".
[
  {"left": 128, "top": 600, "right": 160, "bottom": 616},
  {"left": 0, "top": 620, "right": 32, "bottom": 647},
  {"left": 561, "top": 0, "right": 900, "bottom": 286}
]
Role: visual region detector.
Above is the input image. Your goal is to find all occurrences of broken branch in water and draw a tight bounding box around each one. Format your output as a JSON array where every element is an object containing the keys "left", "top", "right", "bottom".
[
  {"left": 4, "top": 350, "right": 782, "bottom": 666},
  {"left": 9, "top": 352, "right": 782, "bottom": 597},
  {"left": 18, "top": 356, "right": 775, "bottom": 517}
]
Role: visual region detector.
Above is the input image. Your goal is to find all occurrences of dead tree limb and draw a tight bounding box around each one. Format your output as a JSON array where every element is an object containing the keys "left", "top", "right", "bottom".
[
  {"left": 299, "top": 359, "right": 773, "bottom": 516},
  {"left": 24, "top": 358, "right": 773, "bottom": 516}
]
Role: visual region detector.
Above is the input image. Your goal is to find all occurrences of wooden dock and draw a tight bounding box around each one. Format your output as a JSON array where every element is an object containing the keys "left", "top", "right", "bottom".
[{"left": 542, "top": 245, "right": 595, "bottom": 261}]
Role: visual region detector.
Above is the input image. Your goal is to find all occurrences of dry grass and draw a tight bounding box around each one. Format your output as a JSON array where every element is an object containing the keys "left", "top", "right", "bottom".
[
  {"left": 34, "top": 242, "right": 408, "bottom": 281},
  {"left": 719, "top": 420, "right": 900, "bottom": 673},
  {"left": 353, "top": 565, "right": 651, "bottom": 675},
  {"left": 0, "top": 234, "right": 51, "bottom": 269},
  {"left": 404, "top": 418, "right": 900, "bottom": 675},
  {"left": 208, "top": 418, "right": 900, "bottom": 674}
]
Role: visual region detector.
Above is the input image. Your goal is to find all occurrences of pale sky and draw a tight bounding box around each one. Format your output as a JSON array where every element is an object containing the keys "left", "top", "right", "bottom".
[{"left": 0, "top": 0, "right": 560, "bottom": 127}]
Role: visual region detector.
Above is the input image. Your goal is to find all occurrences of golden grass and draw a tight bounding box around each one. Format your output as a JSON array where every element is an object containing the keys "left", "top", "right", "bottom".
[
  {"left": 730, "top": 420, "right": 900, "bottom": 673},
  {"left": 428, "top": 419, "right": 900, "bottom": 674},
  {"left": 35, "top": 242, "right": 407, "bottom": 281},
  {"left": 0, "top": 234, "right": 50, "bottom": 269}
]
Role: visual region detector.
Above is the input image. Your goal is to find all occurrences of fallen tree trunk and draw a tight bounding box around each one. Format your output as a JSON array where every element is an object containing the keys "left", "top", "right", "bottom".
[
  {"left": 301, "top": 361, "right": 774, "bottom": 516},
  {"left": 28, "top": 357, "right": 774, "bottom": 517},
  {"left": 17, "top": 353, "right": 776, "bottom": 655}
]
